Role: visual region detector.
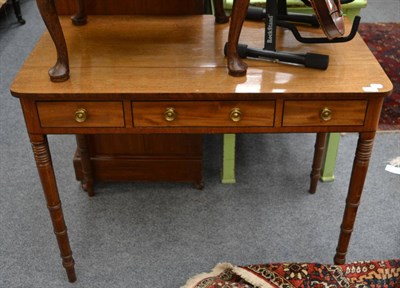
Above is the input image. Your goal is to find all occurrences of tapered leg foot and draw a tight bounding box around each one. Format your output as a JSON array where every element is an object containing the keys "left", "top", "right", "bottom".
[{"left": 64, "top": 261, "right": 77, "bottom": 282}]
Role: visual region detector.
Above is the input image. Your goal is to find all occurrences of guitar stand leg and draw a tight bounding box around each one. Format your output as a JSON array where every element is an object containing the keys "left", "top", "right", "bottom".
[{"left": 226, "top": 43, "right": 329, "bottom": 70}]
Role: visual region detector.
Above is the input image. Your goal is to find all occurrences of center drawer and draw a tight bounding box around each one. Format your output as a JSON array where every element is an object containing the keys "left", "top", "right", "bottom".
[{"left": 132, "top": 101, "right": 275, "bottom": 127}]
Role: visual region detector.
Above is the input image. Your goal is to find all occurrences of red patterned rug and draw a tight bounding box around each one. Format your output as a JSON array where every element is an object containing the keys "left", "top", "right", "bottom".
[
  {"left": 183, "top": 260, "right": 400, "bottom": 288},
  {"left": 358, "top": 23, "right": 400, "bottom": 130}
]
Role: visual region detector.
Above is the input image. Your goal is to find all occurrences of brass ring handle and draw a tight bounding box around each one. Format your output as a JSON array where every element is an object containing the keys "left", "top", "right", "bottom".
[
  {"left": 320, "top": 107, "right": 332, "bottom": 121},
  {"left": 74, "top": 108, "right": 88, "bottom": 123},
  {"left": 230, "top": 108, "right": 242, "bottom": 122},
  {"left": 164, "top": 107, "right": 176, "bottom": 122}
]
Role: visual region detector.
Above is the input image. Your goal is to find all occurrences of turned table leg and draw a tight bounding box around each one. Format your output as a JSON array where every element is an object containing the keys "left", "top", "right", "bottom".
[
  {"left": 334, "top": 132, "right": 375, "bottom": 264},
  {"left": 72, "top": 0, "right": 87, "bottom": 25},
  {"left": 36, "top": 0, "right": 69, "bottom": 82},
  {"left": 76, "top": 135, "right": 94, "bottom": 197},
  {"left": 226, "top": 0, "right": 249, "bottom": 76},
  {"left": 29, "top": 134, "right": 76, "bottom": 282},
  {"left": 214, "top": 0, "right": 229, "bottom": 23},
  {"left": 309, "top": 132, "right": 327, "bottom": 194}
]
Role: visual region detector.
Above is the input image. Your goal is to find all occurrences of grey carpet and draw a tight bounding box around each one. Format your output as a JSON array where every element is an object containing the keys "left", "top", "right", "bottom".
[{"left": 0, "top": 1, "right": 399, "bottom": 287}]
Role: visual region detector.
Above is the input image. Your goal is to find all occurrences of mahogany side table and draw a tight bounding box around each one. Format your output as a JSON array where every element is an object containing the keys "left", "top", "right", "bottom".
[{"left": 10, "top": 15, "right": 392, "bottom": 282}]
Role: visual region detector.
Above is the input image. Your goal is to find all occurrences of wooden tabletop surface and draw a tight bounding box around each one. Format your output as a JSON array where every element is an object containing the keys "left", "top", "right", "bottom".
[{"left": 11, "top": 15, "right": 392, "bottom": 98}]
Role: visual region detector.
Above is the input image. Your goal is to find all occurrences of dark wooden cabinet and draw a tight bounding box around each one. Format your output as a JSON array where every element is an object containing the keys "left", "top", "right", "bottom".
[
  {"left": 73, "top": 134, "right": 203, "bottom": 187},
  {"left": 55, "top": 0, "right": 206, "bottom": 15}
]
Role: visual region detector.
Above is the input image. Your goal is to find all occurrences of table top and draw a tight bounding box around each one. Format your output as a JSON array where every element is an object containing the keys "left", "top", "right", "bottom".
[{"left": 11, "top": 15, "right": 392, "bottom": 99}]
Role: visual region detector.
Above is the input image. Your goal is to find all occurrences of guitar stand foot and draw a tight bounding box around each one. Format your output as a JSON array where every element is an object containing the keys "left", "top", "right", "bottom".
[{"left": 232, "top": 43, "right": 329, "bottom": 70}]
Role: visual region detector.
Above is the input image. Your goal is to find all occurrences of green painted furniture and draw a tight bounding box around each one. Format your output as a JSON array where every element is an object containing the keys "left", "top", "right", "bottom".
[
  {"left": 220, "top": 0, "right": 367, "bottom": 183},
  {"left": 223, "top": 0, "right": 367, "bottom": 20}
]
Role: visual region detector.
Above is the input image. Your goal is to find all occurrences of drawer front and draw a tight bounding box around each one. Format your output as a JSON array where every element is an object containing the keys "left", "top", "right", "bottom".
[
  {"left": 37, "top": 101, "right": 125, "bottom": 128},
  {"left": 133, "top": 101, "right": 275, "bottom": 127},
  {"left": 282, "top": 100, "right": 367, "bottom": 126}
]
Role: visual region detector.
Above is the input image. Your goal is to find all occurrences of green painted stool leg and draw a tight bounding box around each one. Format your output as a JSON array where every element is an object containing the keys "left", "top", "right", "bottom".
[
  {"left": 346, "top": 9, "right": 361, "bottom": 21},
  {"left": 321, "top": 133, "right": 340, "bottom": 182},
  {"left": 221, "top": 134, "right": 236, "bottom": 184},
  {"left": 220, "top": 133, "right": 340, "bottom": 184}
]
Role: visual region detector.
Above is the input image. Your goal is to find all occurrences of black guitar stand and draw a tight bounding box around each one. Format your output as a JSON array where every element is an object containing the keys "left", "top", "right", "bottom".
[{"left": 225, "top": 0, "right": 360, "bottom": 70}]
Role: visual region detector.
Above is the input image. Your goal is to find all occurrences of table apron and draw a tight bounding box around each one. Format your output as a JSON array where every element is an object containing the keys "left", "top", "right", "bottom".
[{"left": 19, "top": 97, "right": 383, "bottom": 135}]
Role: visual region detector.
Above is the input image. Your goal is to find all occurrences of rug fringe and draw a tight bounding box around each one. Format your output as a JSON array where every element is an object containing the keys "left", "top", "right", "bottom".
[
  {"left": 232, "top": 266, "right": 275, "bottom": 288},
  {"left": 181, "top": 263, "right": 234, "bottom": 288}
]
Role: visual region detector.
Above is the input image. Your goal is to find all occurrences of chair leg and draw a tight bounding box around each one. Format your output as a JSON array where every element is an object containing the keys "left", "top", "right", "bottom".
[
  {"left": 226, "top": 0, "right": 250, "bottom": 76},
  {"left": 213, "top": 0, "right": 229, "bottom": 23},
  {"left": 11, "top": 0, "right": 25, "bottom": 24},
  {"left": 309, "top": 132, "right": 327, "bottom": 194},
  {"left": 71, "top": 0, "right": 87, "bottom": 25}
]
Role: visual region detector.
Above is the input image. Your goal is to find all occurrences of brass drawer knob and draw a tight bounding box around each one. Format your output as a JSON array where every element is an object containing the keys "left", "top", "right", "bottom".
[
  {"left": 164, "top": 107, "right": 176, "bottom": 122},
  {"left": 230, "top": 108, "right": 242, "bottom": 122},
  {"left": 320, "top": 107, "right": 332, "bottom": 121},
  {"left": 75, "top": 108, "right": 88, "bottom": 123}
]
